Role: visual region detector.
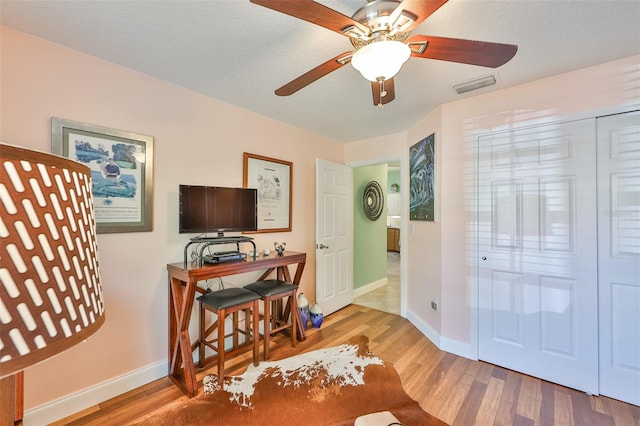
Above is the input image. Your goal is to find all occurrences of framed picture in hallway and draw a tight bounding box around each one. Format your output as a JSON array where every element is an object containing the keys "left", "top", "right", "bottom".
[{"left": 409, "top": 133, "right": 435, "bottom": 222}]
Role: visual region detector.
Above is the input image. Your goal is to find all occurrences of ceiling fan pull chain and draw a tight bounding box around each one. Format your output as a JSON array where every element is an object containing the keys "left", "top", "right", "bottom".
[
  {"left": 377, "top": 77, "right": 386, "bottom": 108},
  {"left": 380, "top": 78, "right": 387, "bottom": 97}
]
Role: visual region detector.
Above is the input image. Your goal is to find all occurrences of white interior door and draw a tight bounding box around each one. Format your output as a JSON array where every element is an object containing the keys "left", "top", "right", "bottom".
[
  {"left": 315, "top": 159, "right": 353, "bottom": 315},
  {"left": 597, "top": 111, "right": 640, "bottom": 405},
  {"left": 478, "top": 119, "right": 599, "bottom": 394}
]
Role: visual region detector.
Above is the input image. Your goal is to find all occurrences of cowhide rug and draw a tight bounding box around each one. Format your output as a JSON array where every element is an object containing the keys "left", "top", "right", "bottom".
[{"left": 135, "top": 335, "right": 447, "bottom": 425}]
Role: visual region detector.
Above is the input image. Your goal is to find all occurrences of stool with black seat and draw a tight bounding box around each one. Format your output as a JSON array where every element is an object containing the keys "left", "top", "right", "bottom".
[
  {"left": 197, "top": 286, "right": 261, "bottom": 387},
  {"left": 244, "top": 279, "right": 298, "bottom": 360}
]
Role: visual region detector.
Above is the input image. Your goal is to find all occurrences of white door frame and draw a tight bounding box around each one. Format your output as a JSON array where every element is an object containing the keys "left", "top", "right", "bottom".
[{"left": 348, "top": 156, "right": 407, "bottom": 318}]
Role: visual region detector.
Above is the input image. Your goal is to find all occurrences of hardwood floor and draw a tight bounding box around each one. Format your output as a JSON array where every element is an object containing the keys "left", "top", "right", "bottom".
[{"left": 51, "top": 304, "right": 639, "bottom": 426}]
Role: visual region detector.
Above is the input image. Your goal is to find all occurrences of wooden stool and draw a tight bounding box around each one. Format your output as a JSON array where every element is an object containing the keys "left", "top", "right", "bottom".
[
  {"left": 244, "top": 279, "right": 298, "bottom": 360},
  {"left": 197, "top": 287, "right": 260, "bottom": 387}
]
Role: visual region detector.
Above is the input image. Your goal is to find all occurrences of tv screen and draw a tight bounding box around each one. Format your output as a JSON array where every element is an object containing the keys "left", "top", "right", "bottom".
[{"left": 179, "top": 185, "right": 257, "bottom": 235}]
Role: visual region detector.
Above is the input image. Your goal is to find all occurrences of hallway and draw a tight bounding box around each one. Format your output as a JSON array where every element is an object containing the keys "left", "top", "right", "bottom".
[{"left": 353, "top": 252, "right": 400, "bottom": 315}]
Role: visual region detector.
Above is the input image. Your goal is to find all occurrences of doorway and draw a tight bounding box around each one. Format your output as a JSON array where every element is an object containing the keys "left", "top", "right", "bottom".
[
  {"left": 353, "top": 251, "right": 401, "bottom": 315},
  {"left": 353, "top": 161, "right": 403, "bottom": 316}
]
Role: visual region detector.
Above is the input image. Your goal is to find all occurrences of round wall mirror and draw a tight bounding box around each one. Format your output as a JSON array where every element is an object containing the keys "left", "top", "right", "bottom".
[{"left": 362, "top": 181, "right": 384, "bottom": 221}]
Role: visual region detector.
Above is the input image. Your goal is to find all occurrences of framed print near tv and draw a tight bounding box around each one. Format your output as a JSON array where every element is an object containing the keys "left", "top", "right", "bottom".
[
  {"left": 243, "top": 152, "right": 292, "bottom": 233},
  {"left": 409, "top": 133, "right": 435, "bottom": 222},
  {"left": 52, "top": 118, "right": 154, "bottom": 233}
]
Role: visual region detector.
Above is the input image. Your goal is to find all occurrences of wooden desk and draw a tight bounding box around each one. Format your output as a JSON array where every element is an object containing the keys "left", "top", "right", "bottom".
[{"left": 167, "top": 251, "right": 306, "bottom": 397}]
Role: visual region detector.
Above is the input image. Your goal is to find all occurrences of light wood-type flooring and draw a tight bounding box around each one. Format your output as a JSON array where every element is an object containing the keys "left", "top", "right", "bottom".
[{"left": 51, "top": 304, "right": 639, "bottom": 426}]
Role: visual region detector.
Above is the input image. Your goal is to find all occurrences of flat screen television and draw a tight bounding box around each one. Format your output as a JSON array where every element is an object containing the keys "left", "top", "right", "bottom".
[{"left": 179, "top": 185, "right": 257, "bottom": 236}]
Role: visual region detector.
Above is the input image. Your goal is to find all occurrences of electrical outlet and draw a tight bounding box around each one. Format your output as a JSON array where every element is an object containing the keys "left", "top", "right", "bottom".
[{"left": 431, "top": 298, "right": 439, "bottom": 311}]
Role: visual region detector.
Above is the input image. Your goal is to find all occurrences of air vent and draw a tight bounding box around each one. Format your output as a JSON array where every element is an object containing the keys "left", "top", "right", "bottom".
[{"left": 453, "top": 75, "right": 496, "bottom": 94}]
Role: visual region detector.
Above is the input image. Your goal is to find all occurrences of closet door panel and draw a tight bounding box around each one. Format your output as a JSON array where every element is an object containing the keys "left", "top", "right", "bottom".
[
  {"left": 478, "top": 119, "right": 598, "bottom": 394},
  {"left": 597, "top": 111, "right": 640, "bottom": 406}
]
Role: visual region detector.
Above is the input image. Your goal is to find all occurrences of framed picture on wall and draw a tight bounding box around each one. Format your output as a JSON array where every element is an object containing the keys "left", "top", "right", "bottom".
[
  {"left": 51, "top": 117, "right": 154, "bottom": 233},
  {"left": 243, "top": 152, "right": 292, "bottom": 233},
  {"left": 409, "top": 133, "right": 435, "bottom": 222}
]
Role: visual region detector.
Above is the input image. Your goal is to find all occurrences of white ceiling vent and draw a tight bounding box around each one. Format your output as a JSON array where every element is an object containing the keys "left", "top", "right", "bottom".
[{"left": 453, "top": 75, "right": 496, "bottom": 94}]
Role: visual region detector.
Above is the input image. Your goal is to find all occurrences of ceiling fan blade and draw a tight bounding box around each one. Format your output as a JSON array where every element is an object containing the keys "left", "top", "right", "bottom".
[
  {"left": 389, "top": 0, "right": 448, "bottom": 32},
  {"left": 371, "top": 78, "right": 396, "bottom": 106},
  {"left": 407, "top": 35, "right": 517, "bottom": 68},
  {"left": 275, "top": 52, "right": 354, "bottom": 96},
  {"left": 250, "top": 0, "right": 369, "bottom": 37}
]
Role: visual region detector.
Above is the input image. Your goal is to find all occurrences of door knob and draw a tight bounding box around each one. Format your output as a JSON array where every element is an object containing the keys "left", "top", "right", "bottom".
[{"left": 316, "top": 244, "right": 329, "bottom": 249}]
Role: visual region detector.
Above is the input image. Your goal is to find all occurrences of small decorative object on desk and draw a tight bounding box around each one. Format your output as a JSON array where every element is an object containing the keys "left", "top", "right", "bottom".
[
  {"left": 310, "top": 303, "right": 324, "bottom": 328},
  {"left": 297, "top": 292, "right": 309, "bottom": 330},
  {"left": 274, "top": 241, "right": 286, "bottom": 256}
]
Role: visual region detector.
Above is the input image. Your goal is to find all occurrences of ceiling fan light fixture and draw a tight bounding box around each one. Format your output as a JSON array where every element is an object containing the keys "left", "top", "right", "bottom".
[{"left": 351, "top": 40, "right": 411, "bottom": 82}]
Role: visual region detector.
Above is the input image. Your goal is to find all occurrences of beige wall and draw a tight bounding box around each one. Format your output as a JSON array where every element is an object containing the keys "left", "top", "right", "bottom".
[
  {"left": 404, "top": 109, "right": 444, "bottom": 337},
  {"left": 346, "top": 112, "right": 446, "bottom": 339},
  {"left": 1, "top": 27, "right": 344, "bottom": 414}
]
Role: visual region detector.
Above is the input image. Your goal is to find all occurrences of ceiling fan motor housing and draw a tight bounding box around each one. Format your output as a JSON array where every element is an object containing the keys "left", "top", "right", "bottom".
[{"left": 350, "top": 0, "right": 409, "bottom": 49}]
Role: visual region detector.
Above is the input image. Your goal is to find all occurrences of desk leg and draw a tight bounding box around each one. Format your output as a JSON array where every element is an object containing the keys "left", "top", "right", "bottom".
[
  {"left": 168, "top": 276, "right": 177, "bottom": 373},
  {"left": 169, "top": 276, "right": 198, "bottom": 397},
  {"left": 180, "top": 333, "right": 197, "bottom": 397},
  {"left": 169, "top": 277, "right": 183, "bottom": 376}
]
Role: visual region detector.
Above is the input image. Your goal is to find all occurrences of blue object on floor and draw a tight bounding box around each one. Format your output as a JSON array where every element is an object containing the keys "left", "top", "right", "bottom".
[{"left": 310, "top": 303, "right": 323, "bottom": 328}]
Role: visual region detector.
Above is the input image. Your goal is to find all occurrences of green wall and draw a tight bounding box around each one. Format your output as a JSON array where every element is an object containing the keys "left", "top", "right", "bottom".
[
  {"left": 387, "top": 169, "right": 401, "bottom": 193},
  {"left": 353, "top": 164, "right": 387, "bottom": 289}
]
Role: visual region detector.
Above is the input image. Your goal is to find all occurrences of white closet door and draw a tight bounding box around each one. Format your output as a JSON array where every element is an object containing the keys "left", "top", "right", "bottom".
[
  {"left": 597, "top": 111, "right": 640, "bottom": 405},
  {"left": 478, "top": 119, "right": 599, "bottom": 394}
]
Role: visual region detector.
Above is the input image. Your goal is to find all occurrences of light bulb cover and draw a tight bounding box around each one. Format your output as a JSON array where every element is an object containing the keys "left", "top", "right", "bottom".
[{"left": 351, "top": 40, "right": 411, "bottom": 82}]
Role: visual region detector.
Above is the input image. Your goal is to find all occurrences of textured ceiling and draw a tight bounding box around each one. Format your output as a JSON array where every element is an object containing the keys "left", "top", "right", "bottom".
[{"left": 2, "top": 0, "right": 639, "bottom": 142}]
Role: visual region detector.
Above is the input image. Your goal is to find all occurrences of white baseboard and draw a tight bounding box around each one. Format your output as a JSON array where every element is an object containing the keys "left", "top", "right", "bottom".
[
  {"left": 406, "top": 309, "right": 440, "bottom": 347},
  {"left": 440, "top": 336, "right": 476, "bottom": 361},
  {"left": 24, "top": 359, "right": 168, "bottom": 425},
  {"left": 353, "top": 277, "right": 388, "bottom": 298},
  {"left": 406, "top": 309, "right": 476, "bottom": 361}
]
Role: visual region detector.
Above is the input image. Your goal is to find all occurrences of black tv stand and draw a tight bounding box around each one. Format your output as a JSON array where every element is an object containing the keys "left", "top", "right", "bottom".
[
  {"left": 189, "top": 235, "right": 251, "bottom": 242},
  {"left": 184, "top": 236, "right": 256, "bottom": 267}
]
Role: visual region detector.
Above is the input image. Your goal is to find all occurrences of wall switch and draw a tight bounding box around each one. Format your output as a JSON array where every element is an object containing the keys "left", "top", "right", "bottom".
[{"left": 431, "top": 298, "right": 439, "bottom": 311}]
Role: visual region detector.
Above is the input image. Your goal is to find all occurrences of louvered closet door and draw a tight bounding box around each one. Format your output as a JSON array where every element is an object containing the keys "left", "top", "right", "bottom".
[
  {"left": 478, "top": 119, "right": 599, "bottom": 394},
  {"left": 597, "top": 111, "right": 640, "bottom": 406}
]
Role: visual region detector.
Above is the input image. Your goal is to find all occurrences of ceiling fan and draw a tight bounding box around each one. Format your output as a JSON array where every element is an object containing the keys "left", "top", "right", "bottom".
[{"left": 250, "top": 0, "right": 518, "bottom": 107}]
